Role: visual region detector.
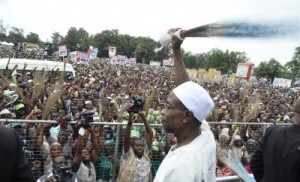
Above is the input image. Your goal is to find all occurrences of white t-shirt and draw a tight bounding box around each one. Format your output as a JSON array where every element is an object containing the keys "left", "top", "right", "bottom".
[{"left": 154, "top": 120, "right": 216, "bottom": 182}]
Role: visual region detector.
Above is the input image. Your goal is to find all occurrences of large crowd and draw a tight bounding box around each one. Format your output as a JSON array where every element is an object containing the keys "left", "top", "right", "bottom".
[{"left": 0, "top": 46, "right": 299, "bottom": 181}]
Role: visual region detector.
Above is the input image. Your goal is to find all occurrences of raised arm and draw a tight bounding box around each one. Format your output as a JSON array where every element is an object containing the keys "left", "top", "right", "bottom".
[
  {"left": 168, "top": 28, "right": 190, "bottom": 86},
  {"left": 88, "top": 126, "right": 100, "bottom": 163},
  {"left": 22, "top": 62, "right": 27, "bottom": 75},
  {"left": 72, "top": 128, "right": 85, "bottom": 165},
  {"left": 37, "top": 124, "right": 47, "bottom": 153},
  {"left": 139, "top": 111, "right": 153, "bottom": 148},
  {"left": 124, "top": 112, "right": 133, "bottom": 153}
]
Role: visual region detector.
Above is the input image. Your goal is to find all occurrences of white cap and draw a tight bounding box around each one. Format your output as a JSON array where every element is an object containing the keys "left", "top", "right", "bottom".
[
  {"left": 173, "top": 81, "right": 214, "bottom": 122},
  {"left": 0, "top": 109, "right": 12, "bottom": 116},
  {"left": 89, "top": 78, "right": 96, "bottom": 83},
  {"left": 10, "top": 83, "right": 17, "bottom": 87},
  {"left": 85, "top": 100, "right": 92, "bottom": 105}
]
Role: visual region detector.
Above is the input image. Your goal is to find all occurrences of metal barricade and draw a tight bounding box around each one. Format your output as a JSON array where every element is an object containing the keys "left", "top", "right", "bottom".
[{"left": 0, "top": 119, "right": 292, "bottom": 181}]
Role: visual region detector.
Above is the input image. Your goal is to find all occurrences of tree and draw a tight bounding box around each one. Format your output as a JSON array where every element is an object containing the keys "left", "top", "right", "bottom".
[
  {"left": 0, "top": 32, "right": 6, "bottom": 41},
  {"left": 51, "top": 32, "right": 63, "bottom": 51},
  {"left": 285, "top": 46, "right": 300, "bottom": 79},
  {"left": 183, "top": 51, "right": 198, "bottom": 69},
  {"left": 7, "top": 27, "right": 25, "bottom": 43},
  {"left": 77, "top": 28, "right": 90, "bottom": 51},
  {"left": 26, "top": 32, "right": 41, "bottom": 45},
  {"left": 254, "top": 58, "right": 283, "bottom": 82},
  {"left": 202, "top": 49, "right": 249, "bottom": 74},
  {"left": 133, "top": 37, "right": 158, "bottom": 64},
  {"left": 63, "top": 27, "right": 89, "bottom": 52},
  {"left": 92, "top": 29, "right": 121, "bottom": 58},
  {"left": 0, "top": 19, "right": 8, "bottom": 41}
]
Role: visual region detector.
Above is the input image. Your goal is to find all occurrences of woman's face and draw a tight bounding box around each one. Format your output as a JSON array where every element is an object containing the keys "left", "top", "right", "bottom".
[{"left": 51, "top": 144, "right": 62, "bottom": 158}]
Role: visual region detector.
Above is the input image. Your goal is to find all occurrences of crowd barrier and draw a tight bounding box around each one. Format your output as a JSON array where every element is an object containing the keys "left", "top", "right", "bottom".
[{"left": 0, "top": 119, "right": 292, "bottom": 182}]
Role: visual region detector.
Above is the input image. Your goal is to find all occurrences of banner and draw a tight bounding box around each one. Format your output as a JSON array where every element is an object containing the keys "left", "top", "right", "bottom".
[
  {"left": 162, "top": 58, "right": 174, "bottom": 66},
  {"left": 186, "top": 69, "right": 198, "bottom": 80},
  {"left": 273, "top": 78, "right": 292, "bottom": 88},
  {"left": 130, "top": 58, "right": 136, "bottom": 64},
  {"left": 108, "top": 46, "right": 116, "bottom": 58},
  {"left": 90, "top": 48, "right": 99, "bottom": 60},
  {"left": 207, "top": 68, "right": 216, "bottom": 82},
  {"left": 227, "top": 74, "right": 236, "bottom": 86},
  {"left": 68, "top": 51, "right": 89, "bottom": 64},
  {"left": 236, "top": 63, "right": 253, "bottom": 80},
  {"left": 214, "top": 71, "right": 222, "bottom": 83},
  {"left": 110, "top": 55, "right": 136, "bottom": 66},
  {"left": 87, "top": 46, "right": 94, "bottom": 55},
  {"left": 58, "top": 45, "right": 68, "bottom": 57},
  {"left": 150, "top": 61, "right": 161, "bottom": 66},
  {"left": 207, "top": 68, "right": 222, "bottom": 83},
  {"left": 76, "top": 52, "right": 89, "bottom": 64},
  {"left": 197, "top": 69, "right": 207, "bottom": 82},
  {"left": 24, "top": 43, "right": 39, "bottom": 50},
  {"left": 295, "top": 77, "right": 300, "bottom": 85}
]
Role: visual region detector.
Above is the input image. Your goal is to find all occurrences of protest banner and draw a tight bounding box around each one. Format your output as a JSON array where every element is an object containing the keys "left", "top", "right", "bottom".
[
  {"left": 236, "top": 63, "right": 253, "bottom": 80},
  {"left": 150, "top": 61, "right": 161, "bottom": 66},
  {"left": 68, "top": 51, "right": 89, "bottom": 64},
  {"left": 162, "top": 58, "right": 174, "bottom": 66},
  {"left": 197, "top": 69, "right": 207, "bottom": 82},
  {"left": 110, "top": 55, "right": 136, "bottom": 66},
  {"left": 58, "top": 45, "right": 68, "bottom": 57},
  {"left": 273, "top": 78, "right": 292, "bottom": 88},
  {"left": 90, "top": 48, "right": 99, "bottom": 60}
]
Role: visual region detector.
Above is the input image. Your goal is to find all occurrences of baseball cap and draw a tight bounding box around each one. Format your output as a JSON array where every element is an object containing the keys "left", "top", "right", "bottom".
[{"left": 173, "top": 81, "right": 214, "bottom": 122}]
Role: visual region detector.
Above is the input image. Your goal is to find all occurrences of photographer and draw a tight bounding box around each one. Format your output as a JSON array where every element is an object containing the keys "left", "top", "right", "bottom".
[
  {"left": 73, "top": 125, "right": 99, "bottom": 182},
  {"left": 116, "top": 106, "right": 153, "bottom": 182},
  {"left": 37, "top": 155, "right": 73, "bottom": 182}
]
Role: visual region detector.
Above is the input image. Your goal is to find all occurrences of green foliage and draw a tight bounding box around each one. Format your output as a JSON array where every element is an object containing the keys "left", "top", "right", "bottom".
[
  {"left": 0, "top": 33, "right": 6, "bottom": 41},
  {"left": 62, "top": 27, "right": 90, "bottom": 52},
  {"left": 182, "top": 48, "right": 249, "bottom": 74},
  {"left": 134, "top": 37, "right": 158, "bottom": 64},
  {"left": 0, "top": 19, "right": 6, "bottom": 34},
  {"left": 182, "top": 51, "right": 199, "bottom": 69},
  {"left": 283, "top": 46, "right": 300, "bottom": 80},
  {"left": 51, "top": 32, "right": 63, "bottom": 51},
  {"left": 26, "top": 32, "right": 41, "bottom": 45},
  {"left": 92, "top": 30, "right": 169, "bottom": 63},
  {"left": 253, "top": 47, "right": 300, "bottom": 81},
  {"left": 7, "top": 27, "right": 25, "bottom": 43},
  {"left": 254, "top": 58, "right": 283, "bottom": 82},
  {"left": 92, "top": 29, "right": 120, "bottom": 58}
]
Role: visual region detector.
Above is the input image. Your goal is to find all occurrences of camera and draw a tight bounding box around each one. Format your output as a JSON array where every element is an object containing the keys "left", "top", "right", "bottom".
[
  {"left": 52, "top": 159, "right": 73, "bottom": 182},
  {"left": 128, "top": 96, "right": 145, "bottom": 113},
  {"left": 80, "top": 111, "right": 95, "bottom": 129}
]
